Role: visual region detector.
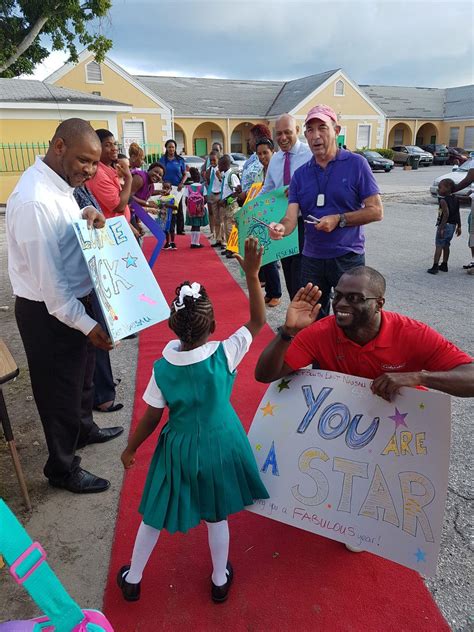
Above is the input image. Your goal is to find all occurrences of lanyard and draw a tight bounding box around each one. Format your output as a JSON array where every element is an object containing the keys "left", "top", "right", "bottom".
[{"left": 314, "top": 158, "right": 337, "bottom": 207}]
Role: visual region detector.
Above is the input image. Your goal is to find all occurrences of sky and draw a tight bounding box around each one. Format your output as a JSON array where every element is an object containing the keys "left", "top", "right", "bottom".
[{"left": 29, "top": 0, "right": 473, "bottom": 88}]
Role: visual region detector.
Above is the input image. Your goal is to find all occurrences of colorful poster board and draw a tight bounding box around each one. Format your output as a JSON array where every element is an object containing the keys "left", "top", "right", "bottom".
[
  {"left": 236, "top": 186, "right": 298, "bottom": 265},
  {"left": 225, "top": 183, "right": 263, "bottom": 253},
  {"left": 247, "top": 369, "right": 451, "bottom": 575},
  {"left": 73, "top": 217, "right": 169, "bottom": 343}
]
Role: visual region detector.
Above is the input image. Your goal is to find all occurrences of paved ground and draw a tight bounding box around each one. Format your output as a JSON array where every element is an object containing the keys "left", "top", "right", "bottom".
[{"left": 0, "top": 165, "right": 472, "bottom": 630}]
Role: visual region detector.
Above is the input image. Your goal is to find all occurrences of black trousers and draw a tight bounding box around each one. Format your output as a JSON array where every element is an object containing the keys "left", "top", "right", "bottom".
[
  {"left": 176, "top": 199, "right": 185, "bottom": 234},
  {"left": 90, "top": 292, "right": 116, "bottom": 408},
  {"left": 15, "top": 296, "right": 99, "bottom": 481},
  {"left": 281, "top": 216, "right": 305, "bottom": 300}
]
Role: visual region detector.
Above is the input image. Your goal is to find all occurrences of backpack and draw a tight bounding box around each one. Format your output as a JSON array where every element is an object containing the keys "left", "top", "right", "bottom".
[{"left": 187, "top": 185, "right": 205, "bottom": 217}]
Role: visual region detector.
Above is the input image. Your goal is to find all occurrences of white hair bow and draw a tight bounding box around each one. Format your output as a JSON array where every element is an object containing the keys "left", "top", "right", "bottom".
[{"left": 173, "top": 282, "right": 202, "bottom": 311}]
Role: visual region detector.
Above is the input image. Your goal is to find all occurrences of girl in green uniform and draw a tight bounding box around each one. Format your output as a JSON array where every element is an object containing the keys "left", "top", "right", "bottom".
[{"left": 118, "top": 237, "right": 269, "bottom": 604}]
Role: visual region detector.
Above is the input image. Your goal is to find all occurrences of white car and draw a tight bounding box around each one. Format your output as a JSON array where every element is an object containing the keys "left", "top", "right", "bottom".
[
  {"left": 430, "top": 158, "right": 474, "bottom": 199},
  {"left": 230, "top": 152, "right": 247, "bottom": 173}
]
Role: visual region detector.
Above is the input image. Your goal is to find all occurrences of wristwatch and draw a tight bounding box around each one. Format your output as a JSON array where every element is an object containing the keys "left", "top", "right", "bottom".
[
  {"left": 277, "top": 326, "right": 294, "bottom": 342},
  {"left": 338, "top": 213, "right": 347, "bottom": 228}
]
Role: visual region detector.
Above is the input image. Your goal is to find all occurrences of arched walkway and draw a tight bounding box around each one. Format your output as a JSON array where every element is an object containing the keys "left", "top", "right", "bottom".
[
  {"left": 387, "top": 122, "right": 413, "bottom": 147},
  {"left": 192, "top": 122, "right": 225, "bottom": 157},
  {"left": 173, "top": 122, "right": 188, "bottom": 155},
  {"left": 415, "top": 122, "right": 440, "bottom": 147},
  {"left": 229, "top": 122, "right": 255, "bottom": 155}
]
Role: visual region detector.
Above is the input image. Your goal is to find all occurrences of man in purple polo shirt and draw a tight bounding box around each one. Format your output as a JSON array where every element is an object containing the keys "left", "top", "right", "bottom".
[{"left": 269, "top": 104, "right": 383, "bottom": 318}]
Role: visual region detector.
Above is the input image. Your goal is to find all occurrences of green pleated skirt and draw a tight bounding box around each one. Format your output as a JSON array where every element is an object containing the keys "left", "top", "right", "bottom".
[{"left": 139, "top": 414, "right": 269, "bottom": 533}]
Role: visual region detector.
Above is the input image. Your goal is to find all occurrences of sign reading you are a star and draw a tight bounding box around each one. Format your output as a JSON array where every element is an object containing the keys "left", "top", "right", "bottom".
[
  {"left": 73, "top": 217, "right": 169, "bottom": 343},
  {"left": 247, "top": 369, "right": 451, "bottom": 576}
]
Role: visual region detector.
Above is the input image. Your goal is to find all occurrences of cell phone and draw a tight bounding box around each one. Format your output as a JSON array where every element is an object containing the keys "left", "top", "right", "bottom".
[{"left": 307, "top": 214, "right": 320, "bottom": 224}]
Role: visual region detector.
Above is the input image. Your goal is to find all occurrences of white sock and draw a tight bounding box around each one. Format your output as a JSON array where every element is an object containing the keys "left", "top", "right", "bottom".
[
  {"left": 126, "top": 521, "right": 161, "bottom": 584},
  {"left": 190, "top": 231, "right": 198, "bottom": 245},
  {"left": 206, "top": 520, "right": 229, "bottom": 586},
  {"left": 195, "top": 231, "right": 201, "bottom": 245}
]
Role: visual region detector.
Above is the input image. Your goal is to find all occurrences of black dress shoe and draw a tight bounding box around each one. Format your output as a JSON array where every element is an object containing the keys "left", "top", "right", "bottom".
[
  {"left": 49, "top": 467, "right": 110, "bottom": 493},
  {"left": 80, "top": 426, "right": 124, "bottom": 448},
  {"left": 117, "top": 565, "right": 141, "bottom": 601},
  {"left": 211, "top": 562, "right": 233, "bottom": 603}
]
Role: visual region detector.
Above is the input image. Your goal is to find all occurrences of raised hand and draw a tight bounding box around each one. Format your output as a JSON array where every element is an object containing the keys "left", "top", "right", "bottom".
[
  {"left": 233, "top": 236, "right": 263, "bottom": 277},
  {"left": 284, "top": 283, "right": 322, "bottom": 334}
]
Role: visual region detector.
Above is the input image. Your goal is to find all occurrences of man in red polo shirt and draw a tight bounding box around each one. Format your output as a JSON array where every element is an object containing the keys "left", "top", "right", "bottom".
[{"left": 255, "top": 266, "right": 473, "bottom": 401}]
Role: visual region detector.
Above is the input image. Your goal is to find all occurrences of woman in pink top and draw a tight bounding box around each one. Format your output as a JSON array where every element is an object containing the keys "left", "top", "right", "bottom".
[{"left": 86, "top": 129, "right": 132, "bottom": 223}]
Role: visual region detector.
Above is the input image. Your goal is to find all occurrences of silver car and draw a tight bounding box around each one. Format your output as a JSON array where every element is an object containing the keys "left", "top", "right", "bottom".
[{"left": 391, "top": 145, "right": 434, "bottom": 167}]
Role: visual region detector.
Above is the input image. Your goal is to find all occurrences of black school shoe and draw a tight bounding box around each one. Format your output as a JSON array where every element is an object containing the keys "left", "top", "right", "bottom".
[
  {"left": 211, "top": 561, "right": 233, "bottom": 603},
  {"left": 117, "top": 565, "right": 141, "bottom": 601},
  {"left": 439, "top": 262, "right": 448, "bottom": 272}
]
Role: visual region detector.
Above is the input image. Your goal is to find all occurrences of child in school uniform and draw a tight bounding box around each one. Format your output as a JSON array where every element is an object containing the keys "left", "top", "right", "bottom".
[
  {"left": 117, "top": 237, "right": 269, "bottom": 604},
  {"left": 157, "top": 181, "right": 178, "bottom": 250},
  {"left": 217, "top": 154, "right": 241, "bottom": 257},
  {"left": 184, "top": 167, "right": 209, "bottom": 248},
  {"left": 427, "top": 178, "right": 462, "bottom": 274}
]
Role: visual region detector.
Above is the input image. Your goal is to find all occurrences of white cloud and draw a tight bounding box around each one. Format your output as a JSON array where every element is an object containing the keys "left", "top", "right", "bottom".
[{"left": 20, "top": 50, "right": 69, "bottom": 81}]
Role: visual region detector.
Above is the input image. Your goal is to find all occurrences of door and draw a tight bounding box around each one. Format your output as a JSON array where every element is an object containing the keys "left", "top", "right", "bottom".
[
  {"left": 194, "top": 138, "right": 207, "bottom": 156},
  {"left": 356, "top": 125, "right": 371, "bottom": 149},
  {"left": 122, "top": 121, "right": 145, "bottom": 152}
]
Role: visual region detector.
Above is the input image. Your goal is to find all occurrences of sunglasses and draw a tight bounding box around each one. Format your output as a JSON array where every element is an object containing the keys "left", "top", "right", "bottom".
[{"left": 330, "top": 291, "right": 380, "bottom": 305}]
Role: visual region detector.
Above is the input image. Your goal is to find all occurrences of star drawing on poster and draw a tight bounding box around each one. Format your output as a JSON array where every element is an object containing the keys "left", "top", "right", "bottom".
[
  {"left": 414, "top": 548, "right": 426, "bottom": 562},
  {"left": 388, "top": 407, "right": 409, "bottom": 429},
  {"left": 277, "top": 378, "right": 291, "bottom": 392},
  {"left": 255, "top": 444, "right": 262, "bottom": 451},
  {"left": 122, "top": 252, "right": 138, "bottom": 268},
  {"left": 261, "top": 401, "right": 277, "bottom": 417},
  {"left": 419, "top": 402, "right": 426, "bottom": 410}
]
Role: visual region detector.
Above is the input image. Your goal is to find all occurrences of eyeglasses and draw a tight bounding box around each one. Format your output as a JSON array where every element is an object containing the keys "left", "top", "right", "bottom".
[{"left": 330, "top": 291, "right": 380, "bottom": 305}]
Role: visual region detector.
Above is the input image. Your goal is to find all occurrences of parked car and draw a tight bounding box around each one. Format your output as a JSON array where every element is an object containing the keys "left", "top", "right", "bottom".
[
  {"left": 358, "top": 150, "right": 394, "bottom": 172},
  {"left": 429, "top": 158, "right": 474, "bottom": 200},
  {"left": 229, "top": 152, "right": 247, "bottom": 175},
  {"left": 420, "top": 143, "right": 449, "bottom": 165},
  {"left": 182, "top": 155, "right": 205, "bottom": 171},
  {"left": 447, "top": 147, "right": 469, "bottom": 165},
  {"left": 391, "top": 145, "right": 434, "bottom": 166}
]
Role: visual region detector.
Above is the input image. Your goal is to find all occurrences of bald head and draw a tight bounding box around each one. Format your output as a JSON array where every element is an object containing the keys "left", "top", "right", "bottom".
[
  {"left": 275, "top": 113, "right": 299, "bottom": 152},
  {"left": 45, "top": 117, "right": 102, "bottom": 188},
  {"left": 51, "top": 118, "right": 101, "bottom": 150}
]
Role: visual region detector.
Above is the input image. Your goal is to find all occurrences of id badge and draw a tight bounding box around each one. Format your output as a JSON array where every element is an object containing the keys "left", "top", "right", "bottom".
[{"left": 316, "top": 193, "right": 325, "bottom": 207}]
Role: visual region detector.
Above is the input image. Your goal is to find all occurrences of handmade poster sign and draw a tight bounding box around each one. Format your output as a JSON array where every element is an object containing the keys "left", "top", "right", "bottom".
[
  {"left": 73, "top": 216, "right": 169, "bottom": 343},
  {"left": 247, "top": 369, "right": 451, "bottom": 575},
  {"left": 225, "top": 183, "right": 263, "bottom": 254},
  {"left": 236, "top": 186, "right": 298, "bottom": 266}
]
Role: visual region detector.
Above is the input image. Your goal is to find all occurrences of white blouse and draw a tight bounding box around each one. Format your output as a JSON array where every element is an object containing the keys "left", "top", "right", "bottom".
[{"left": 143, "top": 326, "right": 253, "bottom": 408}]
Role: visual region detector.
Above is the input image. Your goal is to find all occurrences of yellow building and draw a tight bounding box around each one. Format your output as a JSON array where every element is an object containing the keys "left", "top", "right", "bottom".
[
  {"left": 1, "top": 49, "right": 473, "bottom": 203},
  {"left": 0, "top": 78, "right": 131, "bottom": 202}
]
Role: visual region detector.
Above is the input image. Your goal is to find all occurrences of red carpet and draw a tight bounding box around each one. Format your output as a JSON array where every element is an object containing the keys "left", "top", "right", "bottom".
[{"left": 103, "top": 234, "right": 449, "bottom": 632}]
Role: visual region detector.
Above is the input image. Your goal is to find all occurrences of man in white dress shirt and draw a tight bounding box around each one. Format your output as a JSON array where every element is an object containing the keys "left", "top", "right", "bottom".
[
  {"left": 7, "top": 118, "right": 124, "bottom": 494},
  {"left": 261, "top": 113, "right": 312, "bottom": 298}
]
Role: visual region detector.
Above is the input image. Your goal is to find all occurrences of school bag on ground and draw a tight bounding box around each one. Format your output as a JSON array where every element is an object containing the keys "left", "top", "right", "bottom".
[
  {"left": 0, "top": 499, "right": 114, "bottom": 631},
  {"left": 186, "top": 185, "right": 205, "bottom": 217}
]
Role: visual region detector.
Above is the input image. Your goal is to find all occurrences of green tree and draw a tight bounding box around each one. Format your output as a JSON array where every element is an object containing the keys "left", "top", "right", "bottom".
[{"left": 0, "top": 0, "right": 113, "bottom": 77}]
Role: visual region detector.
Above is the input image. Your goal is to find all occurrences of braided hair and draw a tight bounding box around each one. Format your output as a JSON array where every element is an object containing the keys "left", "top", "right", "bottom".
[{"left": 168, "top": 282, "right": 214, "bottom": 344}]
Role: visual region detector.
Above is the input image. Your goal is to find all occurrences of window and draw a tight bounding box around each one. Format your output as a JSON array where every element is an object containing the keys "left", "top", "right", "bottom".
[
  {"left": 86, "top": 60, "right": 102, "bottom": 82},
  {"left": 334, "top": 80, "right": 345, "bottom": 96},
  {"left": 393, "top": 128, "right": 404, "bottom": 145},
  {"left": 448, "top": 128, "right": 459, "bottom": 147},
  {"left": 91, "top": 90, "right": 101, "bottom": 96},
  {"left": 356, "top": 124, "right": 371, "bottom": 149},
  {"left": 463, "top": 126, "right": 474, "bottom": 150},
  {"left": 231, "top": 130, "right": 242, "bottom": 153}
]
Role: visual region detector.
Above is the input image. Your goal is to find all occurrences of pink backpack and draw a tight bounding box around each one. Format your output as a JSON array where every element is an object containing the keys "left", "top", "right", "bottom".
[{"left": 187, "top": 185, "right": 205, "bottom": 217}]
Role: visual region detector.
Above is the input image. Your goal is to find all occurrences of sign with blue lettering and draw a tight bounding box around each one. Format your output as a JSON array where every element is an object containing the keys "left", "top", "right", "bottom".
[
  {"left": 73, "top": 217, "right": 169, "bottom": 343},
  {"left": 247, "top": 369, "right": 451, "bottom": 575},
  {"left": 236, "top": 186, "right": 299, "bottom": 265}
]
